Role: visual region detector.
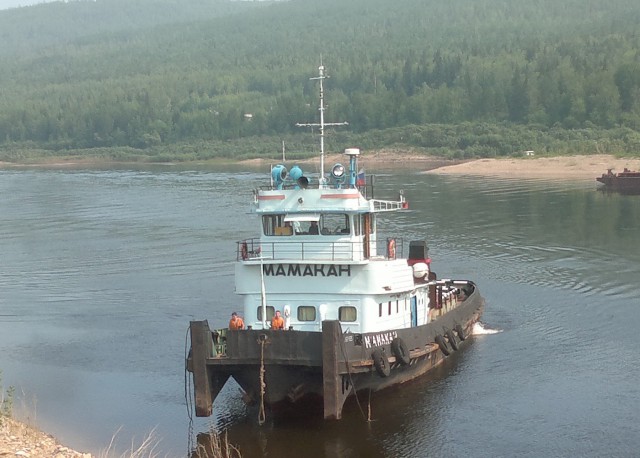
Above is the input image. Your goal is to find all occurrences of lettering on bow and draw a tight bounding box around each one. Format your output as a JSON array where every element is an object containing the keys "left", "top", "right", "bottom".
[{"left": 363, "top": 331, "right": 399, "bottom": 349}]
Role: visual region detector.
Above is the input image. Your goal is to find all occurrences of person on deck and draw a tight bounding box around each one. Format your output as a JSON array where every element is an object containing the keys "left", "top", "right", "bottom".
[
  {"left": 271, "top": 310, "right": 285, "bottom": 330},
  {"left": 229, "top": 312, "right": 245, "bottom": 330},
  {"left": 309, "top": 221, "right": 319, "bottom": 235}
]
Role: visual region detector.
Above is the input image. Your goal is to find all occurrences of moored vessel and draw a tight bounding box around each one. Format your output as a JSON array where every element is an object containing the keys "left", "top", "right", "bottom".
[
  {"left": 596, "top": 168, "right": 640, "bottom": 194},
  {"left": 186, "top": 66, "right": 485, "bottom": 422}
]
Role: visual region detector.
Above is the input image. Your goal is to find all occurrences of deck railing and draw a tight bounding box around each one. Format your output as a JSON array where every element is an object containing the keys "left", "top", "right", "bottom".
[{"left": 237, "top": 238, "right": 404, "bottom": 262}]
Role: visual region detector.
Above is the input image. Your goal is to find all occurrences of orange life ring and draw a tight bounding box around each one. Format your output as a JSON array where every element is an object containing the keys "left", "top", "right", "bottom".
[
  {"left": 387, "top": 239, "right": 396, "bottom": 259},
  {"left": 240, "top": 241, "right": 248, "bottom": 260}
]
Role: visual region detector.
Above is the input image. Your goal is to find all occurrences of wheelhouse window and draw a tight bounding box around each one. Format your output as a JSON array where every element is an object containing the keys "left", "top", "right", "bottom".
[
  {"left": 257, "top": 305, "right": 275, "bottom": 321},
  {"left": 339, "top": 306, "right": 357, "bottom": 322},
  {"left": 266, "top": 213, "right": 355, "bottom": 236},
  {"left": 353, "top": 215, "right": 361, "bottom": 236},
  {"left": 320, "top": 213, "right": 351, "bottom": 235},
  {"left": 297, "top": 306, "right": 316, "bottom": 321},
  {"left": 263, "top": 215, "right": 292, "bottom": 236},
  {"left": 263, "top": 214, "right": 325, "bottom": 236}
]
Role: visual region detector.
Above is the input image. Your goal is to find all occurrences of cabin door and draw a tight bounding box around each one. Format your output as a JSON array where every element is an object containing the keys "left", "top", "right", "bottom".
[
  {"left": 410, "top": 296, "right": 417, "bottom": 327},
  {"left": 363, "top": 214, "right": 371, "bottom": 259}
]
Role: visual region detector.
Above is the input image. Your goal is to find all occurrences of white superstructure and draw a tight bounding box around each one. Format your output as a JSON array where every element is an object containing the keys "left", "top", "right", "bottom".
[{"left": 235, "top": 147, "right": 434, "bottom": 334}]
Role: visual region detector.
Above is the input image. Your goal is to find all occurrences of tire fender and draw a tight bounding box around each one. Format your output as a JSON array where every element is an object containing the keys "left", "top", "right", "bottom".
[
  {"left": 454, "top": 323, "right": 466, "bottom": 341},
  {"left": 371, "top": 348, "right": 391, "bottom": 377},
  {"left": 434, "top": 334, "right": 450, "bottom": 356},
  {"left": 445, "top": 329, "right": 459, "bottom": 351},
  {"left": 391, "top": 338, "right": 410, "bottom": 366}
]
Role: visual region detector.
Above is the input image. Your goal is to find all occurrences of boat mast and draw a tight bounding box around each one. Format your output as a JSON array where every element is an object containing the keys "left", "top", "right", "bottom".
[
  {"left": 296, "top": 64, "right": 348, "bottom": 186},
  {"left": 260, "top": 255, "right": 267, "bottom": 329}
]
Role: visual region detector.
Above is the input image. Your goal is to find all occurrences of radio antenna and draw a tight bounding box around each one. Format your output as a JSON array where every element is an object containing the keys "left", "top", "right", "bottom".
[{"left": 296, "top": 63, "right": 348, "bottom": 186}]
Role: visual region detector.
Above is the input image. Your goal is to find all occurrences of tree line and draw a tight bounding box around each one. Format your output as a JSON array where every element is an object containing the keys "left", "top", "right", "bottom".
[{"left": 1, "top": 0, "right": 639, "bottom": 161}]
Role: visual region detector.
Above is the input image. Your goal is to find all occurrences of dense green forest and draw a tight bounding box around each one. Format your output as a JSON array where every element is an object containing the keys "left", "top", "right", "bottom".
[{"left": 1, "top": 0, "right": 640, "bottom": 162}]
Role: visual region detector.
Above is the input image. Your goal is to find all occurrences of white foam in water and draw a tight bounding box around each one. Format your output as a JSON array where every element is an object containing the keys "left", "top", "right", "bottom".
[{"left": 472, "top": 322, "right": 502, "bottom": 335}]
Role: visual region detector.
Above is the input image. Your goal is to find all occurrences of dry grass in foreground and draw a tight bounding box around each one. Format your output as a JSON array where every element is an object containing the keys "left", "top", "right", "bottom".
[
  {"left": 1, "top": 378, "right": 239, "bottom": 458},
  {"left": 0, "top": 416, "right": 91, "bottom": 458},
  {"left": 192, "top": 429, "right": 241, "bottom": 458},
  {"left": 1, "top": 417, "right": 242, "bottom": 458}
]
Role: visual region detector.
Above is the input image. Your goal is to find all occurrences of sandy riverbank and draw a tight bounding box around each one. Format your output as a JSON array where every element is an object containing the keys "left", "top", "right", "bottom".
[
  {"left": 3, "top": 153, "right": 638, "bottom": 180},
  {"left": 423, "top": 154, "right": 640, "bottom": 180},
  {"left": 245, "top": 152, "right": 640, "bottom": 182},
  {"left": 0, "top": 417, "right": 91, "bottom": 458}
]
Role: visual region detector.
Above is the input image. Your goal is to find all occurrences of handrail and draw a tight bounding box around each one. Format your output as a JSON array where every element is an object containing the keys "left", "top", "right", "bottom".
[
  {"left": 236, "top": 238, "right": 404, "bottom": 262},
  {"left": 370, "top": 199, "right": 405, "bottom": 212}
]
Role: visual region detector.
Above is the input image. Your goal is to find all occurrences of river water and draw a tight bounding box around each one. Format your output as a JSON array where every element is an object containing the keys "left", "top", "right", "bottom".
[{"left": 1, "top": 164, "right": 639, "bottom": 457}]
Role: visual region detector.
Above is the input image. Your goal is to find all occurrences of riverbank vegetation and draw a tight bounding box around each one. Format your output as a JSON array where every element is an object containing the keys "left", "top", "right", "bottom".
[
  {"left": 2, "top": 375, "right": 238, "bottom": 457},
  {"left": 1, "top": 372, "right": 15, "bottom": 423},
  {"left": 1, "top": 0, "right": 640, "bottom": 163}
]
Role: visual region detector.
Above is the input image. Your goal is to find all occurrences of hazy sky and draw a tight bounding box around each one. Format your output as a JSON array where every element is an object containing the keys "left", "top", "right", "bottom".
[{"left": 0, "top": 0, "right": 57, "bottom": 10}]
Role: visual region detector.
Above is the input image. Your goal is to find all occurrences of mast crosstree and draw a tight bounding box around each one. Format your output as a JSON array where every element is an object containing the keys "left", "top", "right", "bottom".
[{"left": 296, "top": 64, "right": 348, "bottom": 185}]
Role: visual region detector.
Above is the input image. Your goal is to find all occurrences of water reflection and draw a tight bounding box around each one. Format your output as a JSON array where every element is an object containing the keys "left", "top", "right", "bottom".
[{"left": 195, "top": 349, "right": 473, "bottom": 458}]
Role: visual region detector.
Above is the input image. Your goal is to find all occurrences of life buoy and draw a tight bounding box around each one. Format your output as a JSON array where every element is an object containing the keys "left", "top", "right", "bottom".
[
  {"left": 445, "top": 329, "right": 459, "bottom": 351},
  {"left": 391, "top": 338, "right": 410, "bottom": 366},
  {"left": 240, "top": 242, "right": 248, "bottom": 260},
  {"left": 454, "top": 324, "right": 466, "bottom": 341},
  {"left": 434, "top": 334, "right": 450, "bottom": 356},
  {"left": 371, "top": 348, "right": 390, "bottom": 377},
  {"left": 387, "top": 239, "right": 396, "bottom": 259}
]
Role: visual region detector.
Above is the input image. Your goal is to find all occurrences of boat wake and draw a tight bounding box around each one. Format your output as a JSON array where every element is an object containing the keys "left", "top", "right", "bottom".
[{"left": 472, "top": 322, "right": 501, "bottom": 335}]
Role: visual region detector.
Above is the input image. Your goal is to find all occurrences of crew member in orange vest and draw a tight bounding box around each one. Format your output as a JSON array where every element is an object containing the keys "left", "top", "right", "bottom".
[
  {"left": 271, "top": 310, "right": 285, "bottom": 330},
  {"left": 229, "top": 312, "right": 245, "bottom": 330}
]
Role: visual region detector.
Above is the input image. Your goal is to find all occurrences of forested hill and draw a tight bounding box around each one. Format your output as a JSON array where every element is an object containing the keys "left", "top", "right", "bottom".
[
  {"left": 0, "top": 0, "right": 265, "bottom": 54},
  {"left": 1, "top": 0, "right": 640, "bottom": 162}
]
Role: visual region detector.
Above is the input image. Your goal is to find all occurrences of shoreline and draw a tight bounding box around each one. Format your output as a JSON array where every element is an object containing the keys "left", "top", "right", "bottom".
[
  {"left": 2, "top": 153, "right": 639, "bottom": 180},
  {"left": 0, "top": 416, "right": 91, "bottom": 458},
  {"left": 423, "top": 154, "right": 640, "bottom": 180}
]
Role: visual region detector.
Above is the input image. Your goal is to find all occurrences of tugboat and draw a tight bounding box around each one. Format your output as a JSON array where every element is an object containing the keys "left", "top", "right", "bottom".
[
  {"left": 597, "top": 168, "right": 640, "bottom": 194},
  {"left": 186, "top": 66, "right": 485, "bottom": 422}
]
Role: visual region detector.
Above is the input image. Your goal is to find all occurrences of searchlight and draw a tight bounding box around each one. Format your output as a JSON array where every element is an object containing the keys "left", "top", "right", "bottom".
[{"left": 271, "top": 164, "right": 288, "bottom": 189}]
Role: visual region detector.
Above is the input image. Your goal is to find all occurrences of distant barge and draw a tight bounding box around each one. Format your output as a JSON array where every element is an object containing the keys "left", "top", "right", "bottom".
[{"left": 596, "top": 168, "right": 640, "bottom": 194}]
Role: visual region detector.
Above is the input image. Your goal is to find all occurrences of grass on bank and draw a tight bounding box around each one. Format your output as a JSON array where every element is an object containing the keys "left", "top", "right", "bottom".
[
  {"left": 1, "top": 371, "right": 15, "bottom": 424},
  {"left": 99, "top": 426, "right": 241, "bottom": 458},
  {"left": 2, "top": 373, "right": 239, "bottom": 457},
  {"left": 193, "top": 429, "right": 241, "bottom": 458}
]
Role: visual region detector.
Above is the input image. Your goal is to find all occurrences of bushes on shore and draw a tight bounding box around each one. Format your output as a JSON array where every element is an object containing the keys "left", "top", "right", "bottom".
[
  {"left": 2, "top": 122, "right": 639, "bottom": 164},
  {"left": 1, "top": 371, "right": 15, "bottom": 423}
]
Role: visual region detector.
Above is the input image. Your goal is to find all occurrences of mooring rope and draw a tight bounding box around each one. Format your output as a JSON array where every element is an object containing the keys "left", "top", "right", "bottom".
[
  {"left": 184, "top": 326, "right": 195, "bottom": 455},
  {"left": 339, "top": 332, "right": 368, "bottom": 422},
  {"left": 258, "top": 338, "right": 267, "bottom": 425}
]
